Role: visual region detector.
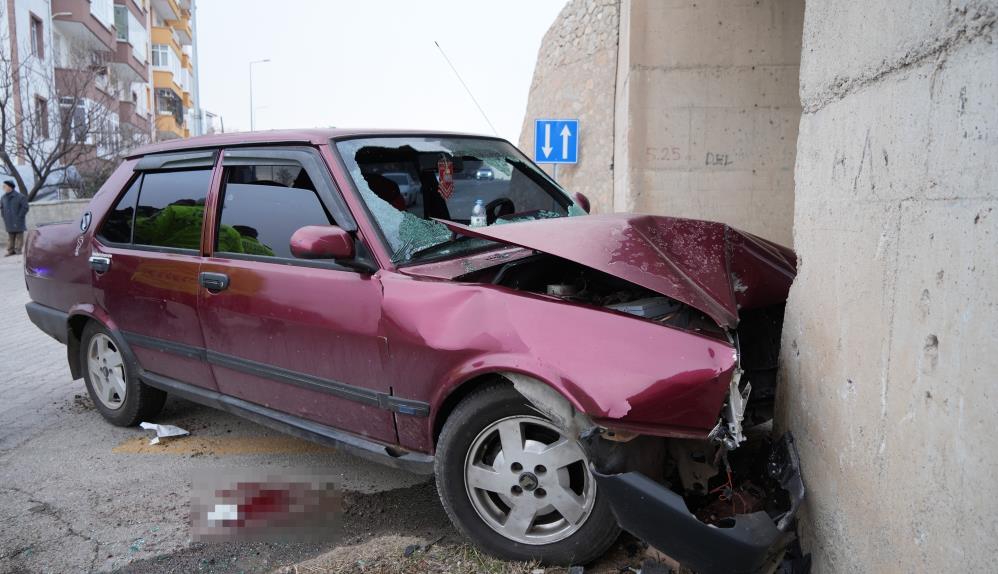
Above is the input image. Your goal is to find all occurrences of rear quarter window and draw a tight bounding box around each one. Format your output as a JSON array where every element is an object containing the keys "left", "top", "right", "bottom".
[{"left": 98, "top": 175, "right": 142, "bottom": 244}]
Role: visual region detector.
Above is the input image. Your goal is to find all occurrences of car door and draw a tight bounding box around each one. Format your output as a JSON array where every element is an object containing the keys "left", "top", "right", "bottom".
[
  {"left": 91, "top": 150, "right": 218, "bottom": 390},
  {"left": 196, "top": 147, "right": 398, "bottom": 443}
]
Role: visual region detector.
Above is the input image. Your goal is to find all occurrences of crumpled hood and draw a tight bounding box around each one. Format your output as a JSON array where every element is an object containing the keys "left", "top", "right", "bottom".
[{"left": 438, "top": 214, "right": 796, "bottom": 328}]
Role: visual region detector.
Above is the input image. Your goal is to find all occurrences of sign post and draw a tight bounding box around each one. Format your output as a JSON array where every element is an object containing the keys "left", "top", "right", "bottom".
[{"left": 534, "top": 119, "right": 579, "bottom": 181}]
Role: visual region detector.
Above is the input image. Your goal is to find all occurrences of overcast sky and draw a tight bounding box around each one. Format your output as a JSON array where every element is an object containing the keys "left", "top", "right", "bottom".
[{"left": 195, "top": 1, "right": 568, "bottom": 144}]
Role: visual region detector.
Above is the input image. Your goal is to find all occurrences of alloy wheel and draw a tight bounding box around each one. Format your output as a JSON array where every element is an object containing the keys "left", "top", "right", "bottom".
[
  {"left": 463, "top": 415, "right": 596, "bottom": 545},
  {"left": 87, "top": 333, "right": 127, "bottom": 410}
]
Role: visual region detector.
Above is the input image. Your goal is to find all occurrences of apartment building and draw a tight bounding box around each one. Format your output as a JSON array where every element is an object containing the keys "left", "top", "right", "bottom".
[
  {"left": 149, "top": 0, "right": 196, "bottom": 140},
  {"left": 0, "top": 0, "right": 199, "bottom": 192}
]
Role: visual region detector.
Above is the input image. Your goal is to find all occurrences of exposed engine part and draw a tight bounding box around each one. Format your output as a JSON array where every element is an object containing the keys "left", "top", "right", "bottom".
[
  {"left": 669, "top": 439, "right": 721, "bottom": 494},
  {"left": 605, "top": 296, "right": 681, "bottom": 319},
  {"left": 708, "top": 369, "right": 751, "bottom": 450},
  {"left": 545, "top": 283, "right": 579, "bottom": 297}
]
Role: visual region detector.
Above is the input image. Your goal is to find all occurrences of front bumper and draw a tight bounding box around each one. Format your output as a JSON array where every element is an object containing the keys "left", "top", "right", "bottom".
[{"left": 593, "top": 433, "right": 804, "bottom": 574}]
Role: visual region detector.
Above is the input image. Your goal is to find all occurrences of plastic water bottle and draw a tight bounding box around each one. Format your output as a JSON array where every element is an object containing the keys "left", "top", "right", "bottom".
[{"left": 470, "top": 199, "right": 487, "bottom": 227}]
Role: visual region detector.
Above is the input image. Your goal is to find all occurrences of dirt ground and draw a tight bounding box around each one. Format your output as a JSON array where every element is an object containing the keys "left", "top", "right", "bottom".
[{"left": 116, "top": 479, "right": 678, "bottom": 574}]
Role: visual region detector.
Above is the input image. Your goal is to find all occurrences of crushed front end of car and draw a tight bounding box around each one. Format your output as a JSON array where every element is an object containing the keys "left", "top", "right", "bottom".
[{"left": 450, "top": 215, "right": 805, "bottom": 573}]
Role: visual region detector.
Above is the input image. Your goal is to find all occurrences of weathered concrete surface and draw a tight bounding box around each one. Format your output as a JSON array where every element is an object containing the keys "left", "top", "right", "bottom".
[
  {"left": 518, "top": 0, "right": 620, "bottom": 214},
  {"left": 520, "top": 0, "right": 803, "bottom": 245},
  {"left": 778, "top": 1, "right": 998, "bottom": 571},
  {"left": 613, "top": 0, "right": 803, "bottom": 246}
]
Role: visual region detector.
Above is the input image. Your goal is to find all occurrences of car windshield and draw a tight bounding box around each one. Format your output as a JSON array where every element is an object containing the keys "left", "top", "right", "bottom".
[{"left": 335, "top": 136, "right": 586, "bottom": 264}]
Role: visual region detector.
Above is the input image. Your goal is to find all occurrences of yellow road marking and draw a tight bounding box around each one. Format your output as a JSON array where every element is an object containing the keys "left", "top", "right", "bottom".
[{"left": 112, "top": 435, "right": 336, "bottom": 456}]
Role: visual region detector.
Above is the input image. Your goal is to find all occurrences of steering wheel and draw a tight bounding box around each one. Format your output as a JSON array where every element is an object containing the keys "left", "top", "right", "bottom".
[{"left": 485, "top": 197, "right": 515, "bottom": 224}]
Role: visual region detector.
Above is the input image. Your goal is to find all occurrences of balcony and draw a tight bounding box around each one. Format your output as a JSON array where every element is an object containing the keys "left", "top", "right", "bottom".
[
  {"left": 52, "top": 0, "right": 116, "bottom": 54},
  {"left": 153, "top": 69, "right": 184, "bottom": 98},
  {"left": 155, "top": 112, "right": 187, "bottom": 139},
  {"left": 166, "top": 18, "right": 192, "bottom": 45},
  {"left": 151, "top": 26, "right": 182, "bottom": 56},
  {"left": 119, "top": 100, "right": 151, "bottom": 134},
  {"left": 151, "top": 0, "right": 181, "bottom": 21},
  {"left": 113, "top": 41, "right": 148, "bottom": 82}
]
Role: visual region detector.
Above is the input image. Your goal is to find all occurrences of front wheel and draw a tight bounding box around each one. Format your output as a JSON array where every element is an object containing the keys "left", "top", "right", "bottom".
[{"left": 435, "top": 384, "right": 620, "bottom": 565}]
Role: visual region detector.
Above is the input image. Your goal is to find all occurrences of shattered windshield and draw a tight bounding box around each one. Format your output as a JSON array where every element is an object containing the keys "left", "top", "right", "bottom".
[{"left": 335, "top": 136, "right": 586, "bottom": 264}]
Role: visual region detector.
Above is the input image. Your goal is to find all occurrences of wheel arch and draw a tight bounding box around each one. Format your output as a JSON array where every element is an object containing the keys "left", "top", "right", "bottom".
[
  {"left": 66, "top": 304, "right": 124, "bottom": 380},
  {"left": 431, "top": 369, "right": 598, "bottom": 449}
]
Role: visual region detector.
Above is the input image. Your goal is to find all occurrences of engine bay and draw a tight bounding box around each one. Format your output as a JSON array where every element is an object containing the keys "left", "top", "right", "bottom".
[{"left": 462, "top": 254, "right": 728, "bottom": 339}]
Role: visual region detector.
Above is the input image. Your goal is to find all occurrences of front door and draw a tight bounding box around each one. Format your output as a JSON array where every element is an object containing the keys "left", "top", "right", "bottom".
[
  {"left": 196, "top": 147, "right": 396, "bottom": 443},
  {"left": 91, "top": 154, "right": 218, "bottom": 390}
]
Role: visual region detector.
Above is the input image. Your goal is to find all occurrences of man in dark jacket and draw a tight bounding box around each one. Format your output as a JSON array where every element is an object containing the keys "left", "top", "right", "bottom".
[{"left": 1, "top": 180, "right": 29, "bottom": 256}]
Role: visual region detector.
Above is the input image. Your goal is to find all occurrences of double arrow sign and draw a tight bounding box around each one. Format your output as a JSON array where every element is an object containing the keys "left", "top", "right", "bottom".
[
  {"left": 534, "top": 119, "right": 579, "bottom": 164},
  {"left": 541, "top": 123, "right": 572, "bottom": 160}
]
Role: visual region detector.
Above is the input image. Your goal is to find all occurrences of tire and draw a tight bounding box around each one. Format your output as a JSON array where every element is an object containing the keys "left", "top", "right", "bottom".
[
  {"left": 435, "top": 383, "right": 620, "bottom": 565},
  {"left": 80, "top": 321, "right": 166, "bottom": 427}
]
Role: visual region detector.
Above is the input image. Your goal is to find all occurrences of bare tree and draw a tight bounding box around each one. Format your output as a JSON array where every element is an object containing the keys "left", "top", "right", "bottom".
[{"left": 0, "top": 23, "right": 148, "bottom": 200}]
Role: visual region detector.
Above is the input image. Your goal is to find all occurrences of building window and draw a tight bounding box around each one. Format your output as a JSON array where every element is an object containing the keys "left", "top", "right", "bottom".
[
  {"left": 114, "top": 6, "right": 128, "bottom": 41},
  {"left": 30, "top": 14, "right": 44, "bottom": 59},
  {"left": 35, "top": 96, "right": 49, "bottom": 138},
  {"left": 91, "top": 0, "right": 114, "bottom": 28},
  {"left": 151, "top": 44, "right": 169, "bottom": 67},
  {"left": 60, "top": 97, "right": 88, "bottom": 143}
]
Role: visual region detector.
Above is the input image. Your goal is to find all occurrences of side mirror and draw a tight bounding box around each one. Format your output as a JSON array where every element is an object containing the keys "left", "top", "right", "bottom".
[
  {"left": 290, "top": 225, "right": 354, "bottom": 260},
  {"left": 573, "top": 192, "right": 591, "bottom": 214}
]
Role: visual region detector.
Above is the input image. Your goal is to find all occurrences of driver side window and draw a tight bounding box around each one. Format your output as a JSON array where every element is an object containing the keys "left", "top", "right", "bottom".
[{"left": 215, "top": 162, "right": 334, "bottom": 259}]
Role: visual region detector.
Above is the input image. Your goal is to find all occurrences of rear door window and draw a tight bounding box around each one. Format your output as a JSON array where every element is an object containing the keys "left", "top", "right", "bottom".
[
  {"left": 215, "top": 162, "right": 334, "bottom": 259},
  {"left": 132, "top": 169, "right": 213, "bottom": 251}
]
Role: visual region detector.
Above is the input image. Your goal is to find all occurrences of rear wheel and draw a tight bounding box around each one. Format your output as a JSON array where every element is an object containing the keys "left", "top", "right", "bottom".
[
  {"left": 81, "top": 321, "right": 166, "bottom": 426},
  {"left": 435, "top": 384, "right": 620, "bottom": 564}
]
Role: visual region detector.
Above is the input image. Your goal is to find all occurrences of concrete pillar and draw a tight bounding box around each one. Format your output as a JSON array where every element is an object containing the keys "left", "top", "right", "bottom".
[
  {"left": 780, "top": 1, "right": 998, "bottom": 571},
  {"left": 614, "top": 0, "right": 803, "bottom": 246}
]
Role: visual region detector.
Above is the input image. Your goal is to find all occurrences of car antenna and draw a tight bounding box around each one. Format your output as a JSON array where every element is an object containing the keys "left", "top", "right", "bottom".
[{"left": 434, "top": 40, "right": 499, "bottom": 136}]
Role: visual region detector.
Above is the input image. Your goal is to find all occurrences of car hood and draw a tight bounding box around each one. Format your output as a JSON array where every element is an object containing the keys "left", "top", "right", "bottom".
[{"left": 434, "top": 214, "right": 796, "bottom": 329}]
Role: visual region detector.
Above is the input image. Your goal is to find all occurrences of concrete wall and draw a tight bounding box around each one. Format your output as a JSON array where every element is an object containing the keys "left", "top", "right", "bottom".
[
  {"left": 518, "top": 0, "right": 620, "bottom": 214},
  {"left": 0, "top": 199, "right": 88, "bottom": 245},
  {"left": 779, "top": 1, "right": 998, "bottom": 571},
  {"left": 614, "top": 0, "right": 802, "bottom": 246}
]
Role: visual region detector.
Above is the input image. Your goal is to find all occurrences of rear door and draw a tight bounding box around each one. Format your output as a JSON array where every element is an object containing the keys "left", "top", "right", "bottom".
[
  {"left": 196, "top": 147, "right": 398, "bottom": 443},
  {"left": 91, "top": 150, "right": 218, "bottom": 390}
]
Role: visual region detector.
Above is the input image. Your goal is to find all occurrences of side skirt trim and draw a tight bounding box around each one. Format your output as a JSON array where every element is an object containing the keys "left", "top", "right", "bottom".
[{"left": 139, "top": 370, "right": 434, "bottom": 474}]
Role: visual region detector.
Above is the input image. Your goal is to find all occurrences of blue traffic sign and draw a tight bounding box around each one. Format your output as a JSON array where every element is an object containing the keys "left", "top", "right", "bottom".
[{"left": 534, "top": 119, "right": 579, "bottom": 164}]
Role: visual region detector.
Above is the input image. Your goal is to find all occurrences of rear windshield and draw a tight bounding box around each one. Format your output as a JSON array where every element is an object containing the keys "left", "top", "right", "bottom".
[{"left": 335, "top": 136, "right": 585, "bottom": 264}]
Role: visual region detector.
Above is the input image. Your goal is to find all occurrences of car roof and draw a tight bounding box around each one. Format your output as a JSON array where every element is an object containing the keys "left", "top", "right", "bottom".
[{"left": 126, "top": 128, "right": 500, "bottom": 159}]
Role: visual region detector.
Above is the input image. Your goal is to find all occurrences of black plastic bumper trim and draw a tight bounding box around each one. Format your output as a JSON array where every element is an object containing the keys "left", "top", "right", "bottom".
[
  {"left": 593, "top": 433, "right": 804, "bottom": 574},
  {"left": 25, "top": 302, "right": 69, "bottom": 344}
]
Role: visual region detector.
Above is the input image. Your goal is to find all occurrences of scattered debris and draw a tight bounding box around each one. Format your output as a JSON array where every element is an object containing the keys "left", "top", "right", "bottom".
[
  {"left": 139, "top": 422, "right": 189, "bottom": 445},
  {"left": 568, "top": 566, "right": 585, "bottom": 574}
]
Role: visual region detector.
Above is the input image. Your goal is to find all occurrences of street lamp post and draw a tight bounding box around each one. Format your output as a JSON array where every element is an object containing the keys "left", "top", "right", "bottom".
[{"left": 249, "top": 59, "right": 270, "bottom": 131}]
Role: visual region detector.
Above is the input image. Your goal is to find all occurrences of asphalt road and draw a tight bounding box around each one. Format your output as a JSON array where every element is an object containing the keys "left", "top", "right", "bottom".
[{"left": 0, "top": 255, "right": 431, "bottom": 573}]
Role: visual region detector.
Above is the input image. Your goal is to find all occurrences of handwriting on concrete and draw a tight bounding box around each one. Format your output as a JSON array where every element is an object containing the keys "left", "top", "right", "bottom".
[
  {"left": 647, "top": 146, "right": 682, "bottom": 161},
  {"left": 705, "top": 152, "right": 733, "bottom": 166}
]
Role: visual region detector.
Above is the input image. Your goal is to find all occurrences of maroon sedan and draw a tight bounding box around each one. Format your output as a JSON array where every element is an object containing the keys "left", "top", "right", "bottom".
[{"left": 24, "top": 130, "right": 803, "bottom": 572}]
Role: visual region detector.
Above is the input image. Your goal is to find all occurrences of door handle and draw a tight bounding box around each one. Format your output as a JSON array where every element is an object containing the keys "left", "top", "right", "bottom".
[
  {"left": 199, "top": 271, "right": 229, "bottom": 293},
  {"left": 88, "top": 255, "right": 111, "bottom": 274}
]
